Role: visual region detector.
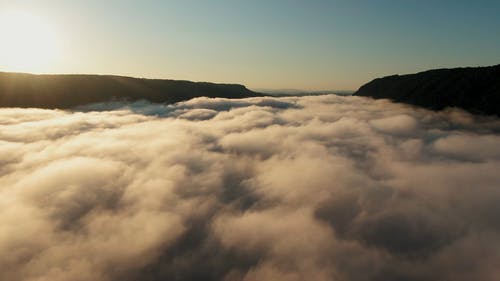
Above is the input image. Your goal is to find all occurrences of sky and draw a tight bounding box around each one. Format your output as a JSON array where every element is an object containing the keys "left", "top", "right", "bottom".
[{"left": 0, "top": 0, "right": 499, "bottom": 90}]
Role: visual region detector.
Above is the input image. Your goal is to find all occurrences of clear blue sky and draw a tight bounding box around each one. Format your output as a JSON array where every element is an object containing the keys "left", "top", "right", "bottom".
[{"left": 1, "top": 0, "right": 499, "bottom": 90}]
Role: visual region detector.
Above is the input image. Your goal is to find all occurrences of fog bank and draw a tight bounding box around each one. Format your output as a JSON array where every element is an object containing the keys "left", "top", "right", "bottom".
[{"left": 1, "top": 95, "right": 500, "bottom": 281}]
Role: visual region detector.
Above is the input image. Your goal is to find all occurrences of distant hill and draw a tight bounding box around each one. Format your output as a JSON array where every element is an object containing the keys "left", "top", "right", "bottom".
[
  {"left": 0, "top": 72, "right": 262, "bottom": 108},
  {"left": 257, "top": 88, "right": 353, "bottom": 96},
  {"left": 355, "top": 64, "right": 500, "bottom": 116}
]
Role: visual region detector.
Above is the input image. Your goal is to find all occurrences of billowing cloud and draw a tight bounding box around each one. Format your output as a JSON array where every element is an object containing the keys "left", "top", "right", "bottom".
[{"left": 1, "top": 95, "right": 500, "bottom": 281}]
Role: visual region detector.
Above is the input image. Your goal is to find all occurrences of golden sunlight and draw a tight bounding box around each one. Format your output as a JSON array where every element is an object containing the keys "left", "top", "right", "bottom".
[{"left": 0, "top": 10, "right": 62, "bottom": 73}]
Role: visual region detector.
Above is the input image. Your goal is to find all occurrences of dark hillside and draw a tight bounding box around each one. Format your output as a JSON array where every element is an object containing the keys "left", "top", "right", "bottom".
[
  {"left": 355, "top": 64, "right": 500, "bottom": 116},
  {"left": 0, "top": 72, "right": 262, "bottom": 108}
]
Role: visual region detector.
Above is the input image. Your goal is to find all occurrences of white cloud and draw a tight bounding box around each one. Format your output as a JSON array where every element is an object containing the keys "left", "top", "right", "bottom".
[{"left": 0, "top": 95, "right": 499, "bottom": 281}]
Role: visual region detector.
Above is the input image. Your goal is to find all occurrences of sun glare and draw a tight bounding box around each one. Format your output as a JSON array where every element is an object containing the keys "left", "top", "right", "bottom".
[{"left": 0, "top": 11, "right": 62, "bottom": 73}]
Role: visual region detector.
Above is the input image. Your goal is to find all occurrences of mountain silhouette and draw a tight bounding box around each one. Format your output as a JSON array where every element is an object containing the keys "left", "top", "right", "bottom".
[
  {"left": 0, "top": 72, "right": 262, "bottom": 108},
  {"left": 355, "top": 64, "right": 500, "bottom": 116}
]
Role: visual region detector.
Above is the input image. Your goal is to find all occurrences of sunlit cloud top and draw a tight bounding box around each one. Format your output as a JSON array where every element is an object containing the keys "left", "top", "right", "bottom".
[{"left": 1, "top": 95, "right": 500, "bottom": 280}]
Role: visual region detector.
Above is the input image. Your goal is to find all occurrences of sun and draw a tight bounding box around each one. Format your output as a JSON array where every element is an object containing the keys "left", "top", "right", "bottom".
[{"left": 0, "top": 10, "right": 62, "bottom": 73}]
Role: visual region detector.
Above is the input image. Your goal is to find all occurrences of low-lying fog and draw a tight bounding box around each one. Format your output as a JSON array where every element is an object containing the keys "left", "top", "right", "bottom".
[{"left": 1, "top": 95, "right": 500, "bottom": 281}]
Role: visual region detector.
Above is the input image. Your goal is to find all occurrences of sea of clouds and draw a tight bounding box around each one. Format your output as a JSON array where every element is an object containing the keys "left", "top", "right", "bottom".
[{"left": 1, "top": 95, "right": 500, "bottom": 281}]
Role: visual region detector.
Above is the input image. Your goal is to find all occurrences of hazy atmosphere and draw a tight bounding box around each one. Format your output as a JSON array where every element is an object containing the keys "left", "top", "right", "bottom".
[
  {"left": 1, "top": 1, "right": 499, "bottom": 281},
  {"left": 0, "top": 0, "right": 499, "bottom": 90}
]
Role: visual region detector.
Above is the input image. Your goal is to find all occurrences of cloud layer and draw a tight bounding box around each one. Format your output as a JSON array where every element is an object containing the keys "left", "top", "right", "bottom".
[{"left": 1, "top": 95, "right": 500, "bottom": 281}]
